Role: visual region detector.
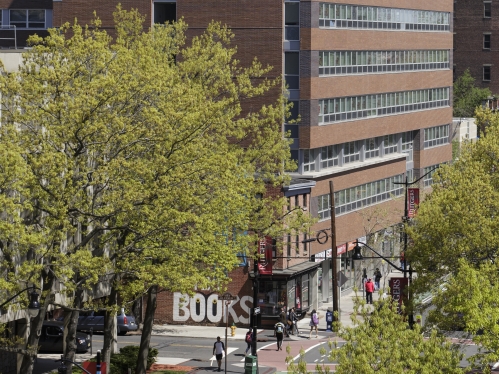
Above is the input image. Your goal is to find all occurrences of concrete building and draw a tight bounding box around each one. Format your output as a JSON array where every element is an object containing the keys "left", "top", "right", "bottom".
[{"left": 0, "top": 0, "right": 453, "bottom": 330}]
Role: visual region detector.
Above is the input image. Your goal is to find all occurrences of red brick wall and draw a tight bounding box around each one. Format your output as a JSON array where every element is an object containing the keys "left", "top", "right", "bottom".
[
  {"left": 154, "top": 266, "right": 253, "bottom": 327},
  {"left": 454, "top": 0, "right": 499, "bottom": 92}
]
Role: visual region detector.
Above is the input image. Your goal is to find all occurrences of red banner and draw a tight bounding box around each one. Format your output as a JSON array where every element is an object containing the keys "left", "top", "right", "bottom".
[
  {"left": 258, "top": 236, "right": 273, "bottom": 275},
  {"left": 389, "top": 277, "right": 409, "bottom": 314},
  {"left": 407, "top": 188, "right": 419, "bottom": 218}
]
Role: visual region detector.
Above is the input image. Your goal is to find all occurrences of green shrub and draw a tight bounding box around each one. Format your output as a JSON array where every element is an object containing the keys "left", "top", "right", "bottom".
[
  {"left": 72, "top": 346, "right": 158, "bottom": 374},
  {"left": 110, "top": 345, "right": 158, "bottom": 373}
]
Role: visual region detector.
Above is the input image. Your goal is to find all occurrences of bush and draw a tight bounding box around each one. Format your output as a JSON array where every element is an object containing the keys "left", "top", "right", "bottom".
[
  {"left": 110, "top": 345, "right": 158, "bottom": 373},
  {"left": 72, "top": 346, "right": 158, "bottom": 374}
]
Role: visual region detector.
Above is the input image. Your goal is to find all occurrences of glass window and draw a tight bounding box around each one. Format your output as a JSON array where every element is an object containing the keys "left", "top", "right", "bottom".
[
  {"left": 303, "top": 149, "right": 316, "bottom": 172},
  {"left": 484, "top": 66, "right": 491, "bottom": 81},
  {"left": 484, "top": 34, "right": 491, "bottom": 49},
  {"left": 484, "top": 2, "right": 492, "bottom": 18},
  {"left": 258, "top": 280, "right": 287, "bottom": 316},
  {"left": 10, "top": 9, "right": 45, "bottom": 28}
]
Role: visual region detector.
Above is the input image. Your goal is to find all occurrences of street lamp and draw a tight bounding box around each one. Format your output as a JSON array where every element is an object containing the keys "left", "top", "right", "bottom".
[
  {"left": 352, "top": 240, "right": 414, "bottom": 328},
  {"left": 0, "top": 286, "right": 41, "bottom": 318}
]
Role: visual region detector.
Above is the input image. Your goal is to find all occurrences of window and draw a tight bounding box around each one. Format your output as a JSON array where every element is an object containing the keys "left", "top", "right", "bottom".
[
  {"left": 484, "top": 2, "right": 492, "bottom": 18},
  {"left": 320, "top": 145, "right": 339, "bottom": 168},
  {"left": 484, "top": 34, "right": 491, "bottom": 49},
  {"left": 424, "top": 165, "right": 440, "bottom": 187},
  {"left": 285, "top": 52, "right": 300, "bottom": 90},
  {"left": 319, "top": 87, "right": 450, "bottom": 124},
  {"left": 322, "top": 174, "right": 404, "bottom": 217},
  {"left": 285, "top": 2, "right": 300, "bottom": 41},
  {"left": 318, "top": 194, "right": 331, "bottom": 220},
  {"left": 303, "top": 149, "right": 315, "bottom": 172},
  {"left": 319, "top": 4, "right": 450, "bottom": 31},
  {"left": 401, "top": 131, "right": 414, "bottom": 161},
  {"left": 365, "top": 137, "right": 379, "bottom": 159},
  {"left": 303, "top": 194, "right": 308, "bottom": 208},
  {"left": 10, "top": 9, "right": 45, "bottom": 28},
  {"left": 319, "top": 49, "right": 450, "bottom": 76},
  {"left": 287, "top": 233, "right": 292, "bottom": 256},
  {"left": 343, "top": 141, "right": 360, "bottom": 163},
  {"left": 383, "top": 134, "right": 398, "bottom": 154},
  {"left": 424, "top": 124, "right": 449, "bottom": 148},
  {"left": 484, "top": 65, "right": 491, "bottom": 81}
]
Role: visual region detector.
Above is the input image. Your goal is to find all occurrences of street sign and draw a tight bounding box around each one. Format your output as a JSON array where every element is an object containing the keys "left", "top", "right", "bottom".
[
  {"left": 254, "top": 307, "right": 260, "bottom": 315},
  {"left": 220, "top": 292, "right": 237, "bottom": 301}
]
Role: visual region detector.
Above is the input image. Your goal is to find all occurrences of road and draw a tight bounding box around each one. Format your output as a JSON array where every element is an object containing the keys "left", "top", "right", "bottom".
[{"left": 33, "top": 330, "right": 489, "bottom": 374}]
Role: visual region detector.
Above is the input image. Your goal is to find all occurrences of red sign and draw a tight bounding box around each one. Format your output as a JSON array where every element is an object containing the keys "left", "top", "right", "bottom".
[
  {"left": 258, "top": 236, "right": 273, "bottom": 275},
  {"left": 407, "top": 188, "right": 419, "bottom": 218},
  {"left": 389, "top": 277, "right": 409, "bottom": 314},
  {"left": 337, "top": 243, "right": 347, "bottom": 255}
]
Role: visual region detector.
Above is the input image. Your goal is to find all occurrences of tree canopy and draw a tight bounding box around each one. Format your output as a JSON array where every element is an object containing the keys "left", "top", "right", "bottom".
[
  {"left": 408, "top": 106, "right": 499, "bottom": 370},
  {"left": 453, "top": 69, "right": 491, "bottom": 118},
  {"left": 0, "top": 7, "right": 310, "bottom": 373},
  {"left": 287, "top": 295, "right": 463, "bottom": 374}
]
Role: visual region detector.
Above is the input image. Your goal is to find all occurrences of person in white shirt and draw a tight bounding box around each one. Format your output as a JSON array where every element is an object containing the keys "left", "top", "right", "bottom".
[{"left": 213, "top": 336, "right": 225, "bottom": 372}]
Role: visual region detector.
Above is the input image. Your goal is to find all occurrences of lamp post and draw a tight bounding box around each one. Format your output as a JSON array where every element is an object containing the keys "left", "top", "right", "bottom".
[
  {"left": 0, "top": 286, "right": 40, "bottom": 318},
  {"left": 352, "top": 240, "right": 413, "bottom": 328}
]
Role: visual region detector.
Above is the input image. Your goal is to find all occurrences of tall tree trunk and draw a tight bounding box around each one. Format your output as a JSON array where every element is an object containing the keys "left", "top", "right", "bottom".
[
  {"left": 19, "top": 273, "right": 54, "bottom": 374},
  {"left": 102, "top": 275, "right": 119, "bottom": 369},
  {"left": 135, "top": 285, "right": 157, "bottom": 374},
  {"left": 63, "top": 287, "right": 84, "bottom": 373}
]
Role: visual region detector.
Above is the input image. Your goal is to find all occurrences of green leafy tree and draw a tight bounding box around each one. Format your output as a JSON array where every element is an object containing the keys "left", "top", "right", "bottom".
[
  {"left": 0, "top": 6, "right": 310, "bottom": 374},
  {"left": 287, "top": 296, "right": 463, "bottom": 374},
  {"left": 453, "top": 69, "right": 491, "bottom": 118},
  {"left": 408, "top": 107, "right": 499, "bottom": 370}
]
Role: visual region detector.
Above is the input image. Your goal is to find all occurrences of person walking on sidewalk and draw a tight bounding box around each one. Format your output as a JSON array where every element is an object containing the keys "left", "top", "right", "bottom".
[
  {"left": 365, "top": 278, "right": 375, "bottom": 304},
  {"left": 213, "top": 336, "right": 225, "bottom": 372},
  {"left": 279, "top": 307, "right": 290, "bottom": 337},
  {"left": 274, "top": 321, "right": 285, "bottom": 351},
  {"left": 245, "top": 329, "right": 253, "bottom": 355},
  {"left": 308, "top": 309, "right": 319, "bottom": 339},
  {"left": 374, "top": 268, "right": 382, "bottom": 291},
  {"left": 289, "top": 307, "right": 299, "bottom": 335}
]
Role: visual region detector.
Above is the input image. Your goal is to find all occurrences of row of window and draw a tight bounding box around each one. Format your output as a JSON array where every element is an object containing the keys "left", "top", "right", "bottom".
[
  {"left": 303, "top": 131, "right": 415, "bottom": 173},
  {"left": 319, "top": 4, "right": 450, "bottom": 31},
  {"left": 319, "top": 50, "right": 450, "bottom": 76},
  {"left": 423, "top": 165, "right": 442, "bottom": 187},
  {"left": 318, "top": 174, "right": 405, "bottom": 219},
  {"left": 424, "top": 125, "right": 449, "bottom": 148},
  {"left": 319, "top": 88, "right": 450, "bottom": 124},
  {"left": 0, "top": 9, "right": 46, "bottom": 29}
]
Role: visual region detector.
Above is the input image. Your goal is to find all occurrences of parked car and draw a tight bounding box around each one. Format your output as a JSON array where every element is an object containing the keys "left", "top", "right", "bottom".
[
  {"left": 39, "top": 321, "right": 90, "bottom": 353},
  {"left": 73, "top": 309, "right": 138, "bottom": 335}
]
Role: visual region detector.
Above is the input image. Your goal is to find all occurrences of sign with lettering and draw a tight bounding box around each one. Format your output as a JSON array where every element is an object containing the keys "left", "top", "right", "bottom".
[
  {"left": 389, "top": 277, "right": 409, "bottom": 314},
  {"left": 408, "top": 188, "right": 420, "bottom": 218}
]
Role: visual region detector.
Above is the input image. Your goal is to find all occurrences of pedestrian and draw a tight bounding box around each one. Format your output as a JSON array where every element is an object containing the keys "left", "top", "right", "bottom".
[
  {"left": 365, "top": 278, "right": 374, "bottom": 304},
  {"left": 279, "top": 307, "right": 289, "bottom": 337},
  {"left": 213, "top": 336, "right": 225, "bottom": 372},
  {"left": 274, "top": 320, "right": 285, "bottom": 351},
  {"left": 289, "top": 307, "right": 299, "bottom": 335},
  {"left": 245, "top": 329, "right": 253, "bottom": 355},
  {"left": 374, "top": 268, "right": 382, "bottom": 291},
  {"left": 308, "top": 309, "right": 319, "bottom": 339}
]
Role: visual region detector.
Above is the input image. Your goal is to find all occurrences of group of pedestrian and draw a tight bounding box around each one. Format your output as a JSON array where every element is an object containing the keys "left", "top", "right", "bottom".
[
  {"left": 273, "top": 307, "right": 320, "bottom": 350},
  {"left": 365, "top": 268, "right": 383, "bottom": 304}
]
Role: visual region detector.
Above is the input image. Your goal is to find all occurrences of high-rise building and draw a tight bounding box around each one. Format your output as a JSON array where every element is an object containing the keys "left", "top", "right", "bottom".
[
  {"left": 453, "top": 0, "right": 499, "bottom": 93},
  {"left": 0, "top": 0, "right": 453, "bottom": 328}
]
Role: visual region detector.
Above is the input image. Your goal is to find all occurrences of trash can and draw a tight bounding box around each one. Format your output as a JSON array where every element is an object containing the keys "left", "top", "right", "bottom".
[
  {"left": 326, "top": 308, "right": 334, "bottom": 332},
  {"left": 244, "top": 355, "right": 258, "bottom": 374}
]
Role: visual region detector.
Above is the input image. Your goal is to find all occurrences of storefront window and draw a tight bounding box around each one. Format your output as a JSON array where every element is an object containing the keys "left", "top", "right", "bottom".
[
  {"left": 302, "top": 276, "right": 309, "bottom": 309},
  {"left": 317, "top": 267, "right": 323, "bottom": 306},
  {"left": 258, "top": 280, "right": 287, "bottom": 316},
  {"left": 287, "top": 279, "right": 295, "bottom": 309},
  {"left": 295, "top": 276, "right": 302, "bottom": 309},
  {"left": 340, "top": 251, "right": 355, "bottom": 291}
]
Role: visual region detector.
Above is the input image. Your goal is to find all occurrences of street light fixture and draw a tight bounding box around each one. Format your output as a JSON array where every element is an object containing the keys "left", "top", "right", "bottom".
[{"left": 0, "top": 286, "right": 41, "bottom": 318}]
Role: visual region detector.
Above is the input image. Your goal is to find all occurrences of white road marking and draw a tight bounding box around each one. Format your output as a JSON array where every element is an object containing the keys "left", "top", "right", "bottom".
[
  {"left": 292, "top": 342, "right": 326, "bottom": 362},
  {"left": 240, "top": 343, "right": 275, "bottom": 361},
  {"left": 210, "top": 347, "right": 238, "bottom": 366},
  {"left": 155, "top": 357, "right": 191, "bottom": 365}
]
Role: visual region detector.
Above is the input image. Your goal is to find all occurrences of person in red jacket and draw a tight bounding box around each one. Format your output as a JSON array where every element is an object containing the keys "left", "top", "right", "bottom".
[{"left": 365, "top": 278, "right": 375, "bottom": 304}]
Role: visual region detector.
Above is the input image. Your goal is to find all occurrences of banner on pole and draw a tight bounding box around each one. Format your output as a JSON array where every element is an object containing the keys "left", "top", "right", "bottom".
[
  {"left": 389, "top": 277, "right": 409, "bottom": 314},
  {"left": 258, "top": 236, "right": 273, "bottom": 275},
  {"left": 407, "top": 188, "right": 420, "bottom": 218}
]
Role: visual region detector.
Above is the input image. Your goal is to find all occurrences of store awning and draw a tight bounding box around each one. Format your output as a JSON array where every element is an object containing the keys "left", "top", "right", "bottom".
[{"left": 249, "top": 261, "right": 321, "bottom": 279}]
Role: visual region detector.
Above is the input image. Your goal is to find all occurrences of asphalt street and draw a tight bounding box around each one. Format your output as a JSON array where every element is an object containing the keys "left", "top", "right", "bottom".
[{"left": 33, "top": 330, "right": 486, "bottom": 374}]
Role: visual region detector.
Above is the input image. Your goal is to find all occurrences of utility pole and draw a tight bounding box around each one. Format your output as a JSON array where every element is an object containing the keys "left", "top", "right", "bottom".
[{"left": 329, "top": 181, "right": 339, "bottom": 321}]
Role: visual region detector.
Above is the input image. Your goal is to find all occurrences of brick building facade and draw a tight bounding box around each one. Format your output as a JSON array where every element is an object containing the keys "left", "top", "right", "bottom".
[
  {"left": 0, "top": 0, "right": 453, "bottom": 329},
  {"left": 453, "top": 0, "right": 499, "bottom": 93}
]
